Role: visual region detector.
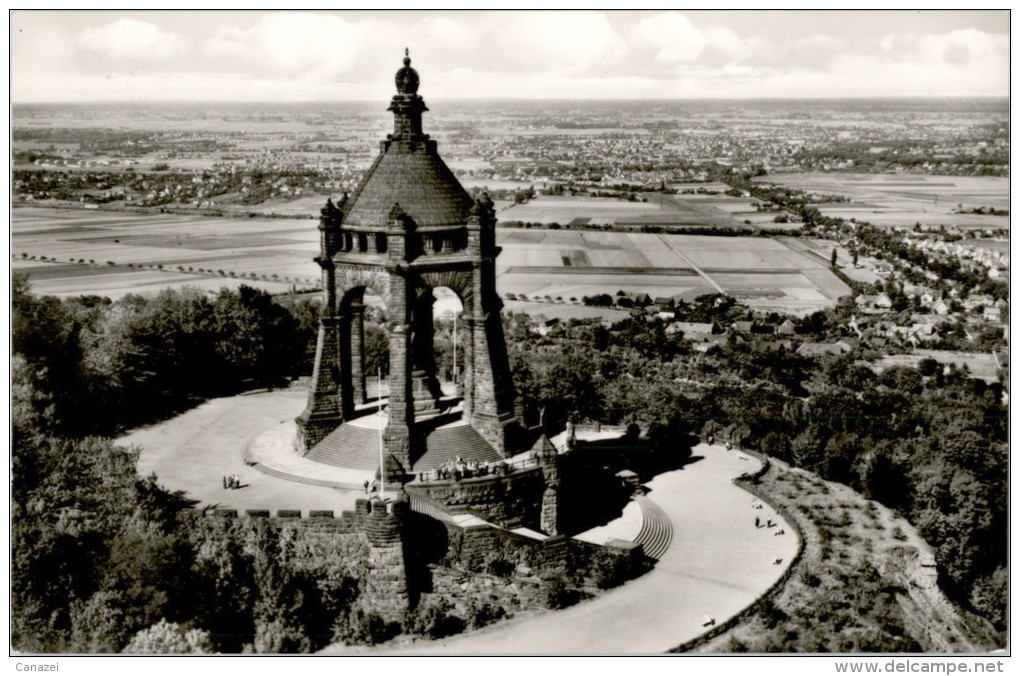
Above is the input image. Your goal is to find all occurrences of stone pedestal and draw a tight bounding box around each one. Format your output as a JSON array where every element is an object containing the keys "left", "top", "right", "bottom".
[{"left": 411, "top": 370, "right": 440, "bottom": 415}]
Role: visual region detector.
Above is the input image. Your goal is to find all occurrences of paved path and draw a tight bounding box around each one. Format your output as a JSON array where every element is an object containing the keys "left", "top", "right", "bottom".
[
  {"left": 324, "top": 444, "right": 798, "bottom": 654},
  {"left": 119, "top": 389, "right": 364, "bottom": 514}
]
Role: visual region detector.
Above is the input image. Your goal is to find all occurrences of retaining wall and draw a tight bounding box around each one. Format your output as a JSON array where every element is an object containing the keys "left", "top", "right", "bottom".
[{"left": 408, "top": 465, "right": 546, "bottom": 529}]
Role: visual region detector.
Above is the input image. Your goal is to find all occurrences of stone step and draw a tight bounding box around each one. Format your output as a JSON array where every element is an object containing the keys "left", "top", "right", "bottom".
[
  {"left": 306, "top": 422, "right": 384, "bottom": 471},
  {"left": 250, "top": 462, "right": 366, "bottom": 490}
]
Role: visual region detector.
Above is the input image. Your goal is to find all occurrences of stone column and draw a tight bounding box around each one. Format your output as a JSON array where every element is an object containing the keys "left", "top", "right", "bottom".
[
  {"left": 539, "top": 439, "right": 560, "bottom": 535},
  {"left": 350, "top": 302, "right": 367, "bottom": 405},
  {"left": 384, "top": 323, "right": 412, "bottom": 468},
  {"left": 541, "top": 485, "right": 559, "bottom": 536},
  {"left": 384, "top": 205, "right": 415, "bottom": 468},
  {"left": 339, "top": 308, "right": 354, "bottom": 420},
  {"left": 412, "top": 292, "right": 442, "bottom": 404},
  {"left": 460, "top": 300, "right": 475, "bottom": 416},
  {"left": 466, "top": 259, "right": 517, "bottom": 455}
]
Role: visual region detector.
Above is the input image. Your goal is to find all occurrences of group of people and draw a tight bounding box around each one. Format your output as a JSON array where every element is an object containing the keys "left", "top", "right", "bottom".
[
  {"left": 752, "top": 499, "right": 784, "bottom": 535},
  {"left": 418, "top": 456, "right": 513, "bottom": 483},
  {"left": 706, "top": 434, "right": 736, "bottom": 451},
  {"left": 222, "top": 474, "right": 241, "bottom": 490}
]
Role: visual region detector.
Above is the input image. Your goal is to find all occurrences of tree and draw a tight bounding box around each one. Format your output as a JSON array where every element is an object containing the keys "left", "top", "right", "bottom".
[
  {"left": 123, "top": 619, "right": 212, "bottom": 654},
  {"left": 830, "top": 247, "right": 838, "bottom": 267},
  {"left": 69, "top": 590, "right": 128, "bottom": 653}
]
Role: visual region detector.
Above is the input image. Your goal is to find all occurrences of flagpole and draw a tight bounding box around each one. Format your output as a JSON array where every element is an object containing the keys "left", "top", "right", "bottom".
[
  {"left": 378, "top": 367, "right": 385, "bottom": 501},
  {"left": 452, "top": 312, "right": 458, "bottom": 385}
]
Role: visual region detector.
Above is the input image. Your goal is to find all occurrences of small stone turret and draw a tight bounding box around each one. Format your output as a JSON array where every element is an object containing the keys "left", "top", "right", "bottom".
[
  {"left": 361, "top": 497, "right": 410, "bottom": 624},
  {"left": 534, "top": 434, "right": 560, "bottom": 535}
]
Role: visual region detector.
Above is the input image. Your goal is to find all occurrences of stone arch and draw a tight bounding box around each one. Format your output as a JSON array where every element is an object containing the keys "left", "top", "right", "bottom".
[
  {"left": 418, "top": 268, "right": 474, "bottom": 315},
  {"left": 336, "top": 276, "right": 392, "bottom": 413},
  {"left": 335, "top": 267, "right": 392, "bottom": 310}
]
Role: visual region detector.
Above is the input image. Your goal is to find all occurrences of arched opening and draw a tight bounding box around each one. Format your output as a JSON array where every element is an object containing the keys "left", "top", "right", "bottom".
[
  {"left": 339, "top": 285, "right": 390, "bottom": 414},
  {"left": 431, "top": 287, "right": 464, "bottom": 395}
]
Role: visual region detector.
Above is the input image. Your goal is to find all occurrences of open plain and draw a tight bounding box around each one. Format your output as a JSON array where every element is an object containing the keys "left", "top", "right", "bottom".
[
  {"left": 756, "top": 173, "right": 1009, "bottom": 230},
  {"left": 14, "top": 206, "right": 849, "bottom": 314}
]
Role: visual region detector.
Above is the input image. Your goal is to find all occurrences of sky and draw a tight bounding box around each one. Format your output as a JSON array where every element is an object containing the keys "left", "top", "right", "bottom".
[{"left": 10, "top": 10, "right": 1011, "bottom": 102}]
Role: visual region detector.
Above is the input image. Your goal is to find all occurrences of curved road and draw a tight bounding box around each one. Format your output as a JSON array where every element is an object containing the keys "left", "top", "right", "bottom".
[{"left": 325, "top": 443, "right": 798, "bottom": 654}]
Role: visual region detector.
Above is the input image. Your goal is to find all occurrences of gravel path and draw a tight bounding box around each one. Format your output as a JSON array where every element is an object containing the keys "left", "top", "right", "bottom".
[{"left": 119, "top": 389, "right": 364, "bottom": 515}]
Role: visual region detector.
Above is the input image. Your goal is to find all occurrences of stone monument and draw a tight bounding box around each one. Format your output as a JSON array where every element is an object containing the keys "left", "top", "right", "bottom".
[{"left": 297, "top": 50, "right": 522, "bottom": 476}]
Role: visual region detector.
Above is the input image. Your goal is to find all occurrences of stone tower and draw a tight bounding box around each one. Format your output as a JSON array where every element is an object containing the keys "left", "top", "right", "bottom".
[{"left": 297, "top": 50, "right": 521, "bottom": 473}]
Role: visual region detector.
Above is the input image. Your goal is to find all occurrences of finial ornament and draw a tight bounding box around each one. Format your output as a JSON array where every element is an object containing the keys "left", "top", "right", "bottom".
[{"left": 395, "top": 48, "right": 419, "bottom": 94}]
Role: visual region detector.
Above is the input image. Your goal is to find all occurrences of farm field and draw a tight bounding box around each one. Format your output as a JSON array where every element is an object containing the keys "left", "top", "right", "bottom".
[
  {"left": 13, "top": 206, "right": 320, "bottom": 298},
  {"left": 873, "top": 350, "right": 1001, "bottom": 383},
  {"left": 756, "top": 173, "right": 1009, "bottom": 230},
  {"left": 498, "top": 193, "right": 783, "bottom": 229},
  {"left": 967, "top": 238, "right": 1010, "bottom": 255},
  {"left": 503, "top": 300, "right": 631, "bottom": 323},
  {"left": 14, "top": 206, "right": 849, "bottom": 314},
  {"left": 496, "top": 230, "right": 849, "bottom": 315}
]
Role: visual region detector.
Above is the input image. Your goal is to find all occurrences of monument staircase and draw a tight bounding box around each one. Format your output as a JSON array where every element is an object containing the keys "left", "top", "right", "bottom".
[
  {"left": 304, "top": 415, "right": 504, "bottom": 474},
  {"left": 633, "top": 495, "right": 673, "bottom": 560},
  {"left": 411, "top": 423, "right": 502, "bottom": 472}
]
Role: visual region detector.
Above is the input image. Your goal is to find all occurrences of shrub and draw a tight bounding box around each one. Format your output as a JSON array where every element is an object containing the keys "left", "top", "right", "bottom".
[
  {"left": 404, "top": 598, "right": 464, "bottom": 639},
  {"left": 465, "top": 600, "right": 506, "bottom": 630},
  {"left": 254, "top": 617, "right": 310, "bottom": 654},
  {"left": 486, "top": 558, "right": 515, "bottom": 578},
  {"left": 544, "top": 577, "right": 579, "bottom": 610},
  {"left": 334, "top": 608, "right": 401, "bottom": 646},
  {"left": 591, "top": 549, "right": 635, "bottom": 590}
]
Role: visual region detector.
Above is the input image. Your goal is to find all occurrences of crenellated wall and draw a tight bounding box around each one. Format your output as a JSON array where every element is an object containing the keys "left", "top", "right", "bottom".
[{"left": 193, "top": 499, "right": 409, "bottom": 625}]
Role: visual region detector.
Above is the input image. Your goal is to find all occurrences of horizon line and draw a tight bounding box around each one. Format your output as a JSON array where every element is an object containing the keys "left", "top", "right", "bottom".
[{"left": 12, "top": 94, "right": 1011, "bottom": 105}]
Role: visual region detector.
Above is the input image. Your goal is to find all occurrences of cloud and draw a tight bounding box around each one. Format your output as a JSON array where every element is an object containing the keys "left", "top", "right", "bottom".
[
  {"left": 631, "top": 12, "right": 705, "bottom": 62},
  {"left": 487, "top": 11, "right": 628, "bottom": 75},
  {"left": 413, "top": 17, "right": 480, "bottom": 54},
  {"left": 12, "top": 11, "right": 1009, "bottom": 101},
  {"left": 880, "top": 28, "right": 1008, "bottom": 67},
  {"left": 205, "top": 13, "right": 373, "bottom": 80},
  {"left": 76, "top": 18, "right": 189, "bottom": 62},
  {"left": 702, "top": 26, "right": 749, "bottom": 63}
]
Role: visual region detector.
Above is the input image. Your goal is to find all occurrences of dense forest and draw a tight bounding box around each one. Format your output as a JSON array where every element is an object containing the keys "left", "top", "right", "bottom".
[
  {"left": 11, "top": 279, "right": 362, "bottom": 652},
  {"left": 11, "top": 278, "right": 1006, "bottom": 651}
]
